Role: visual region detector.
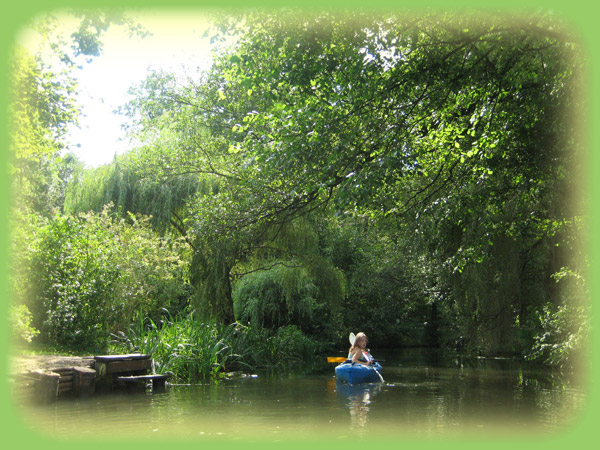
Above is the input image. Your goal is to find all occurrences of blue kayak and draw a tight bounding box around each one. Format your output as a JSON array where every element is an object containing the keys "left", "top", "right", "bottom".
[{"left": 335, "top": 361, "right": 383, "bottom": 384}]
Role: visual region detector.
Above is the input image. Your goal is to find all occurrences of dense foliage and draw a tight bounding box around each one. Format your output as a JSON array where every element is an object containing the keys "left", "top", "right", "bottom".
[
  {"left": 9, "top": 9, "right": 589, "bottom": 373},
  {"left": 23, "top": 206, "right": 189, "bottom": 351}
]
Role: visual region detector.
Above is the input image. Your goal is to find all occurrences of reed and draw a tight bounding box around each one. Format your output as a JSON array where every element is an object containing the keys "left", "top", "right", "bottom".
[{"left": 111, "top": 311, "right": 322, "bottom": 382}]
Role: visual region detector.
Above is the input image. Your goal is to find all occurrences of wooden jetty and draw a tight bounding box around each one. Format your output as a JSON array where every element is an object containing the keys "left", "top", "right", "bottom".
[{"left": 12, "top": 354, "right": 171, "bottom": 403}]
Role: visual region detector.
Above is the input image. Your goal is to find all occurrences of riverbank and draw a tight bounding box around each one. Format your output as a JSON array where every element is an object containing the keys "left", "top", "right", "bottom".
[{"left": 9, "top": 354, "right": 94, "bottom": 375}]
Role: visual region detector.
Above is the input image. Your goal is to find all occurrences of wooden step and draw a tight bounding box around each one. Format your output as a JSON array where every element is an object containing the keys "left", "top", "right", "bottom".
[
  {"left": 116, "top": 374, "right": 171, "bottom": 391},
  {"left": 116, "top": 374, "right": 171, "bottom": 382},
  {"left": 94, "top": 354, "right": 151, "bottom": 362}
]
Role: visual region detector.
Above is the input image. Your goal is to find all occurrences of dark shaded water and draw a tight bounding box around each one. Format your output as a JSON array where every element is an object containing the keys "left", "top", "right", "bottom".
[{"left": 17, "top": 349, "right": 586, "bottom": 441}]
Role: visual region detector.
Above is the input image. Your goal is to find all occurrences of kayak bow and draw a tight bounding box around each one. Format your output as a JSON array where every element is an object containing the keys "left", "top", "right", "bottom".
[{"left": 335, "top": 361, "right": 383, "bottom": 384}]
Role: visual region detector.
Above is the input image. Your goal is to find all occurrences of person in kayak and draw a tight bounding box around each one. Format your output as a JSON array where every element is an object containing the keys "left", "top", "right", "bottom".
[{"left": 348, "top": 332, "right": 374, "bottom": 365}]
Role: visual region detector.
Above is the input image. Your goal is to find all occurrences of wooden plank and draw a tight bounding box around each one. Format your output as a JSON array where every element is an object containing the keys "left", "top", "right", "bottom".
[
  {"left": 105, "top": 358, "right": 152, "bottom": 374},
  {"left": 94, "top": 354, "right": 151, "bottom": 362},
  {"left": 72, "top": 367, "right": 96, "bottom": 397},
  {"left": 58, "top": 381, "right": 73, "bottom": 391},
  {"left": 117, "top": 374, "right": 171, "bottom": 391},
  {"left": 72, "top": 367, "right": 96, "bottom": 374},
  {"left": 117, "top": 374, "right": 171, "bottom": 382},
  {"left": 31, "top": 369, "right": 60, "bottom": 379},
  {"left": 14, "top": 373, "right": 39, "bottom": 382},
  {"left": 33, "top": 370, "right": 60, "bottom": 402},
  {"left": 51, "top": 367, "right": 74, "bottom": 373}
]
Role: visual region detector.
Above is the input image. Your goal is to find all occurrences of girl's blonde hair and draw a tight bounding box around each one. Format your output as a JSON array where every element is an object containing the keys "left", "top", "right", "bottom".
[{"left": 349, "top": 332, "right": 368, "bottom": 355}]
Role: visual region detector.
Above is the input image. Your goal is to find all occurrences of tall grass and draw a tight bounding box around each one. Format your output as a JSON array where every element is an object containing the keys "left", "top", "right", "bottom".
[{"left": 110, "top": 310, "right": 322, "bottom": 383}]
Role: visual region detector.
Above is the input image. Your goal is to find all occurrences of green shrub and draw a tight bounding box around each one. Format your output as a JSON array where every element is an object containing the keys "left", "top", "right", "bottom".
[
  {"left": 525, "top": 268, "right": 590, "bottom": 369},
  {"left": 526, "top": 302, "right": 589, "bottom": 369},
  {"left": 27, "top": 205, "right": 189, "bottom": 352},
  {"left": 9, "top": 304, "right": 40, "bottom": 344}
]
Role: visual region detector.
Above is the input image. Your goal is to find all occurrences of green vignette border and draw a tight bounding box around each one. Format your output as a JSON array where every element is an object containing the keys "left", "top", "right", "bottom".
[{"left": 0, "top": 0, "right": 598, "bottom": 448}]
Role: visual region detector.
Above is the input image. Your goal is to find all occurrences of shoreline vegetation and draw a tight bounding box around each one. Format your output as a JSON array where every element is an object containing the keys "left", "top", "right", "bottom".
[
  {"left": 10, "top": 343, "right": 583, "bottom": 385},
  {"left": 11, "top": 314, "right": 585, "bottom": 386},
  {"left": 11, "top": 313, "right": 325, "bottom": 383},
  {"left": 109, "top": 314, "right": 324, "bottom": 383}
]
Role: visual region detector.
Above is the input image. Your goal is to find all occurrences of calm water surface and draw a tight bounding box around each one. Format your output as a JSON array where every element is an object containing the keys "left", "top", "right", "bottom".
[{"left": 18, "top": 349, "right": 586, "bottom": 441}]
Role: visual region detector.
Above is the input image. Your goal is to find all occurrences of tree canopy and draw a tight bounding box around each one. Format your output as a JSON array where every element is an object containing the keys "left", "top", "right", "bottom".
[
  {"left": 109, "top": 10, "right": 584, "bottom": 332},
  {"left": 16, "top": 9, "right": 587, "bottom": 366}
]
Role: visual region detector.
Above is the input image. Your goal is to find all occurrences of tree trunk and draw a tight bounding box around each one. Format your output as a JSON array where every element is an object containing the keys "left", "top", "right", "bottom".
[{"left": 190, "top": 246, "right": 236, "bottom": 324}]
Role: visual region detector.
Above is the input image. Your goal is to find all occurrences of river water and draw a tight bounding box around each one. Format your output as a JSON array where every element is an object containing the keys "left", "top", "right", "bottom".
[{"left": 16, "top": 349, "right": 586, "bottom": 441}]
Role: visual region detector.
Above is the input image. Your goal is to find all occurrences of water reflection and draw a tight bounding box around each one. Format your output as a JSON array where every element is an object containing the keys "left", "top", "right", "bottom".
[{"left": 335, "top": 382, "right": 383, "bottom": 431}]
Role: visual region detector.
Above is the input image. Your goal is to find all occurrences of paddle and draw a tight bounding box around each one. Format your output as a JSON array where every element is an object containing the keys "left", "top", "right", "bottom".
[{"left": 327, "top": 357, "right": 347, "bottom": 363}]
